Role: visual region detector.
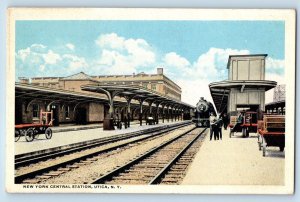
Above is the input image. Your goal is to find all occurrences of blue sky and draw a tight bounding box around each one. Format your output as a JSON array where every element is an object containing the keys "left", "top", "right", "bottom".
[{"left": 15, "top": 20, "right": 285, "bottom": 104}]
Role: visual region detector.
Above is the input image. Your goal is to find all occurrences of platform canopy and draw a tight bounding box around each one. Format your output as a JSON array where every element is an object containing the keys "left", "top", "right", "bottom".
[
  {"left": 265, "top": 100, "right": 285, "bottom": 114},
  {"left": 209, "top": 80, "right": 277, "bottom": 113},
  {"left": 81, "top": 84, "right": 193, "bottom": 109},
  {"left": 15, "top": 83, "right": 108, "bottom": 104}
]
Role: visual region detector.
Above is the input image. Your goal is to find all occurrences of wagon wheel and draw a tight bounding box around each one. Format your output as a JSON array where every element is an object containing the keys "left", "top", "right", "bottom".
[
  {"left": 15, "top": 129, "right": 21, "bottom": 142},
  {"left": 45, "top": 128, "right": 53, "bottom": 139},
  {"left": 25, "top": 128, "right": 35, "bottom": 142}
]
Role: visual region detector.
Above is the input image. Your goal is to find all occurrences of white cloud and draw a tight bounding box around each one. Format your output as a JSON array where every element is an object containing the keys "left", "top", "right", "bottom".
[
  {"left": 39, "top": 64, "right": 46, "bottom": 71},
  {"left": 163, "top": 52, "right": 190, "bottom": 69},
  {"left": 66, "top": 43, "right": 75, "bottom": 51},
  {"left": 176, "top": 79, "right": 213, "bottom": 105},
  {"left": 16, "top": 44, "right": 89, "bottom": 76},
  {"left": 17, "top": 47, "right": 31, "bottom": 62},
  {"left": 94, "top": 33, "right": 156, "bottom": 74},
  {"left": 162, "top": 47, "right": 250, "bottom": 82},
  {"left": 265, "top": 57, "right": 284, "bottom": 75},
  {"left": 30, "top": 44, "right": 47, "bottom": 53},
  {"left": 192, "top": 48, "right": 250, "bottom": 80},
  {"left": 63, "top": 54, "right": 88, "bottom": 71},
  {"left": 96, "top": 33, "right": 125, "bottom": 50},
  {"left": 43, "top": 50, "right": 61, "bottom": 65}
]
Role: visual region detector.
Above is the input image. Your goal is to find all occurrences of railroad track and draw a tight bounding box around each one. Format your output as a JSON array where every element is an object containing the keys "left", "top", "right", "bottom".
[
  {"left": 15, "top": 122, "right": 193, "bottom": 184},
  {"left": 91, "top": 127, "right": 207, "bottom": 185},
  {"left": 15, "top": 121, "right": 191, "bottom": 169}
]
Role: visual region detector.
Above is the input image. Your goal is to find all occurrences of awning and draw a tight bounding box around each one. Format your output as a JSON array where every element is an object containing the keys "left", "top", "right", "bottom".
[
  {"left": 81, "top": 84, "right": 194, "bottom": 109},
  {"left": 209, "top": 80, "right": 277, "bottom": 113}
]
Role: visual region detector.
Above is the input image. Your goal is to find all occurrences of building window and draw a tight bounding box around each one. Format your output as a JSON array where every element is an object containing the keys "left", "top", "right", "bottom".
[
  {"left": 32, "top": 104, "right": 40, "bottom": 118},
  {"left": 142, "top": 83, "right": 148, "bottom": 89},
  {"left": 151, "top": 84, "right": 156, "bottom": 91},
  {"left": 65, "top": 106, "right": 70, "bottom": 118}
]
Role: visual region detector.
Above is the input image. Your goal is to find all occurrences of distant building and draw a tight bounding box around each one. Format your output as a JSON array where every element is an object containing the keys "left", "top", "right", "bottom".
[
  {"left": 20, "top": 68, "right": 182, "bottom": 101},
  {"left": 273, "top": 84, "right": 286, "bottom": 102}
]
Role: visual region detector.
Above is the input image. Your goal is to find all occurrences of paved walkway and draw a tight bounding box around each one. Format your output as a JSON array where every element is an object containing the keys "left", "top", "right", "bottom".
[
  {"left": 15, "top": 120, "right": 184, "bottom": 155},
  {"left": 182, "top": 128, "right": 285, "bottom": 185}
]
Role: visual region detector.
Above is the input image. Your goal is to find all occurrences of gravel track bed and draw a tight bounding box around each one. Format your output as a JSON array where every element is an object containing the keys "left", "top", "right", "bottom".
[
  {"left": 16, "top": 134, "right": 154, "bottom": 176},
  {"left": 39, "top": 125, "right": 195, "bottom": 184},
  {"left": 105, "top": 128, "right": 204, "bottom": 184},
  {"left": 160, "top": 128, "right": 207, "bottom": 185}
]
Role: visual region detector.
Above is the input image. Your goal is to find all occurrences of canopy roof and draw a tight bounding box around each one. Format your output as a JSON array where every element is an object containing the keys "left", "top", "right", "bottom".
[
  {"left": 15, "top": 83, "right": 194, "bottom": 110},
  {"left": 209, "top": 80, "right": 277, "bottom": 113},
  {"left": 81, "top": 84, "right": 193, "bottom": 109}
]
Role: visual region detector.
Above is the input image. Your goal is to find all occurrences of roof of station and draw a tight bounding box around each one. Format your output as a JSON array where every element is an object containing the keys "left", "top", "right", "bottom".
[
  {"left": 16, "top": 83, "right": 108, "bottom": 103},
  {"left": 209, "top": 80, "right": 277, "bottom": 113},
  {"left": 81, "top": 84, "right": 194, "bottom": 108},
  {"left": 15, "top": 83, "right": 194, "bottom": 110},
  {"left": 265, "top": 100, "right": 285, "bottom": 108}
]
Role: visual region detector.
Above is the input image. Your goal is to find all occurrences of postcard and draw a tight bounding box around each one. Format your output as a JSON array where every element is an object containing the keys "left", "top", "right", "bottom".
[{"left": 6, "top": 8, "right": 295, "bottom": 194}]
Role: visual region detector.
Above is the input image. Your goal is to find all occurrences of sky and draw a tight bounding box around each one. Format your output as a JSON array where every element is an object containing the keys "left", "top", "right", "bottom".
[{"left": 15, "top": 20, "right": 285, "bottom": 105}]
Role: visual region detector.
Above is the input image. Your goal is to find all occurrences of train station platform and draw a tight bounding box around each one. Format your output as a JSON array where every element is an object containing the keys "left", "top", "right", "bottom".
[
  {"left": 15, "top": 120, "right": 186, "bottom": 156},
  {"left": 49, "top": 120, "right": 150, "bottom": 133},
  {"left": 182, "top": 128, "right": 285, "bottom": 185}
]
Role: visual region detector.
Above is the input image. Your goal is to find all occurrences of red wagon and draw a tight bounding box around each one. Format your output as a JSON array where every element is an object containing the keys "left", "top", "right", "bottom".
[
  {"left": 229, "top": 111, "right": 258, "bottom": 138},
  {"left": 257, "top": 115, "right": 285, "bottom": 156},
  {"left": 15, "top": 110, "right": 53, "bottom": 142},
  {"left": 15, "top": 123, "right": 53, "bottom": 142}
]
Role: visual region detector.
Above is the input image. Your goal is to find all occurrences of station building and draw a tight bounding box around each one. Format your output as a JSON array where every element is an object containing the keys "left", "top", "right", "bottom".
[
  {"left": 24, "top": 68, "right": 181, "bottom": 101},
  {"left": 16, "top": 68, "right": 192, "bottom": 128},
  {"left": 265, "top": 84, "right": 286, "bottom": 115},
  {"left": 209, "top": 54, "right": 277, "bottom": 116}
]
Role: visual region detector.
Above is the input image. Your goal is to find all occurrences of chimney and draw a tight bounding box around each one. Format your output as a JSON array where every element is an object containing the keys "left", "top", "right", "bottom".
[{"left": 157, "top": 67, "right": 163, "bottom": 75}]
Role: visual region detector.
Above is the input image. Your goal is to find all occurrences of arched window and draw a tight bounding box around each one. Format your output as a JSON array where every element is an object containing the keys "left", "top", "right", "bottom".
[{"left": 32, "top": 104, "right": 39, "bottom": 118}]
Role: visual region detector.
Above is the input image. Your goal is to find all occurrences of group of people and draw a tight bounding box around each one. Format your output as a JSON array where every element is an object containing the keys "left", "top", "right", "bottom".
[{"left": 209, "top": 113, "right": 229, "bottom": 141}]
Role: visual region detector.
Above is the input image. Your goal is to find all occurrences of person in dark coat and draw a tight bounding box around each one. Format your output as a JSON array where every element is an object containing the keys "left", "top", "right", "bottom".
[
  {"left": 215, "top": 115, "right": 223, "bottom": 140},
  {"left": 212, "top": 118, "right": 219, "bottom": 140},
  {"left": 222, "top": 113, "right": 229, "bottom": 130},
  {"left": 209, "top": 113, "right": 216, "bottom": 140},
  {"left": 123, "top": 116, "right": 128, "bottom": 129}
]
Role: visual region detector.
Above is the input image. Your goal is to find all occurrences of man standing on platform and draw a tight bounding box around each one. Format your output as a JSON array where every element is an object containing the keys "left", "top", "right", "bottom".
[
  {"left": 209, "top": 113, "right": 216, "bottom": 141},
  {"left": 215, "top": 115, "right": 223, "bottom": 140}
]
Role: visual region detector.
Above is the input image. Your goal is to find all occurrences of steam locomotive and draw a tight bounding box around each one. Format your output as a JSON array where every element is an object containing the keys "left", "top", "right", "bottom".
[{"left": 193, "top": 97, "right": 216, "bottom": 127}]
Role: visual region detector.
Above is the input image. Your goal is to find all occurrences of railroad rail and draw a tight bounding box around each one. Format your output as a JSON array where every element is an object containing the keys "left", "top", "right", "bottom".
[
  {"left": 15, "top": 121, "right": 191, "bottom": 169},
  {"left": 91, "top": 127, "right": 207, "bottom": 185},
  {"left": 15, "top": 121, "right": 193, "bottom": 184}
]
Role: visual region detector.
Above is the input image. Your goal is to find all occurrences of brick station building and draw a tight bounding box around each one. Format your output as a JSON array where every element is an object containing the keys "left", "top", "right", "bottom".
[{"left": 16, "top": 68, "right": 192, "bottom": 127}]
